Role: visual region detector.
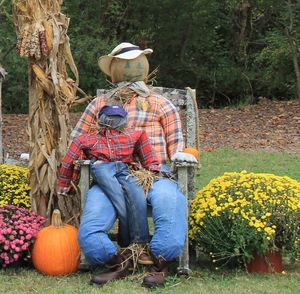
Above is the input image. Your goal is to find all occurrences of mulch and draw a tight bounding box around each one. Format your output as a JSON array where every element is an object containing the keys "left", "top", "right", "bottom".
[{"left": 2, "top": 98, "right": 300, "bottom": 160}]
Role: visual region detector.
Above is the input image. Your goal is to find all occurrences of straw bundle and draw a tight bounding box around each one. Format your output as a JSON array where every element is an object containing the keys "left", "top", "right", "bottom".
[
  {"left": 110, "top": 87, "right": 137, "bottom": 105},
  {"left": 12, "top": 0, "right": 89, "bottom": 224},
  {"left": 127, "top": 168, "right": 160, "bottom": 196}
]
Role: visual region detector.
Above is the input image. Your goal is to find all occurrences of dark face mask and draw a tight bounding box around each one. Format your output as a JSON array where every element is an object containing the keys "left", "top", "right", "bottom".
[{"left": 98, "top": 113, "right": 128, "bottom": 130}]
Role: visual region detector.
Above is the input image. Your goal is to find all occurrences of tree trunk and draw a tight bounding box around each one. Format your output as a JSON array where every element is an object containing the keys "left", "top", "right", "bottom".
[
  {"left": 236, "top": 1, "right": 252, "bottom": 43},
  {"left": 235, "top": 0, "right": 253, "bottom": 65},
  {"left": 285, "top": 0, "right": 300, "bottom": 98}
]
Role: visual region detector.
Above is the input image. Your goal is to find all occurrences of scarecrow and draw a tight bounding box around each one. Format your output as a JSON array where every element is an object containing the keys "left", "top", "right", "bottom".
[
  {"left": 71, "top": 42, "right": 198, "bottom": 287},
  {"left": 58, "top": 104, "right": 161, "bottom": 268}
]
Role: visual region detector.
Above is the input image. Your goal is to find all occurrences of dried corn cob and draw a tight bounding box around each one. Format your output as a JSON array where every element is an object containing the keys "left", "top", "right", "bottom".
[
  {"left": 39, "top": 30, "right": 48, "bottom": 56},
  {"left": 16, "top": 34, "right": 22, "bottom": 54},
  {"left": 19, "top": 28, "right": 29, "bottom": 57},
  {"left": 58, "top": 75, "right": 75, "bottom": 102},
  {"left": 44, "top": 21, "right": 53, "bottom": 50},
  {"left": 32, "top": 64, "right": 54, "bottom": 96},
  {"left": 29, "top": 29, "right": 41, "bottom": 59}
]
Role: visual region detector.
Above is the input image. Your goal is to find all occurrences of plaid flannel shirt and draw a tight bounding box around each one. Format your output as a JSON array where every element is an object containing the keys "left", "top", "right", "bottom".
[
  {"left": 58, "top": 128, "right": 160, "bottom": 191},
  {"left": 71, "top": 93, "right": 184, "bottom": 163}
]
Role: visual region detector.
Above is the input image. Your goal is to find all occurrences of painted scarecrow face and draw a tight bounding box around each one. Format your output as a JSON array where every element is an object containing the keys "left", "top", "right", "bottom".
[{"left": 110, "top": 55, "right": 149, "bottom": 83}]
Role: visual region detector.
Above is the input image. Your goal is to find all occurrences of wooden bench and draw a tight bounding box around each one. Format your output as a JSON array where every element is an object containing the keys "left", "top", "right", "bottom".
[{"left": 76, "top": 87, "right": 199, "bottom": 274}]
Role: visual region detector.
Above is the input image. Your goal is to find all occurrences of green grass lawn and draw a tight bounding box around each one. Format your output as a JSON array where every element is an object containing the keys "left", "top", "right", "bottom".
[
  {"left": 1, "top": 263, "right": 299, "bottom": 294},
  {"left": 1, "top": 148, "right": 300, "bottom": 293},
  {"left": 196, "top": 148, "right": 300, "bottom": 189}
]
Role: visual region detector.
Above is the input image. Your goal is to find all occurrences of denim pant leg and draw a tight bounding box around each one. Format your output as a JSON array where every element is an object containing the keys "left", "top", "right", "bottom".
[
  {"left": 147, "top": 177, "right": 187, "bottom": 261},
  {"left": 78, "top": 184, "right": 118, "bottom": 266},
  {"left": 116, "top": 164, "right": 150, "bottom": 244},
  {"left": 90, "top": 162, "right": 130, "bottom": 247}
]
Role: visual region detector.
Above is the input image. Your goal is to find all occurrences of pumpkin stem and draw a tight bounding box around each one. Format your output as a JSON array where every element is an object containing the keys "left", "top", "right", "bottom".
[{"left": 51, "top": 209, "right": 64, "bottom": 228}]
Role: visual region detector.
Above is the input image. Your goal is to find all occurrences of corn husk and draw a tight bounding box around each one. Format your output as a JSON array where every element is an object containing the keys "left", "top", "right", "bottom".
[
  {"left": 58, "top": 74, "right": 75, "bottom": 102},
  {"left": 12, "top": 0, "right": 85, "bottom": 223},
  {"left": 32, "top": 64, "right": 54, "bottom": 96}
]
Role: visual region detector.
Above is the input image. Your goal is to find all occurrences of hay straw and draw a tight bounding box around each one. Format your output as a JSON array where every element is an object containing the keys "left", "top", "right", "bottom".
[{"left": 127, "top": 168, "right": 160, "bottom": 196}]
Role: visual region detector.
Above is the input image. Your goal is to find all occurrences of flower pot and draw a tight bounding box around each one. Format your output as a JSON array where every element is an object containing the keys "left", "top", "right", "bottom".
[{"left": 246, "top": 251, "right": 283, "bottom": 273}]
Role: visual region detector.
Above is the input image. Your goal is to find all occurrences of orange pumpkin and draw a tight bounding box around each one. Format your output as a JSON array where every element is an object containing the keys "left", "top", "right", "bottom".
[
  {"left": 32, "top": 209, "right": 80, "bottom": 276},
  {"left": 183, "top": 147, "right": 200, "bottom": 160}
]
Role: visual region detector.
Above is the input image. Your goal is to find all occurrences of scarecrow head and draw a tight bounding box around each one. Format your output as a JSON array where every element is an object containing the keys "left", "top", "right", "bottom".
[
  {"left": 97, "top": 105, "right": 128, "bottom": 130},
  {"left": 98, "top": 42, "right": 153, "bottom": 83}
]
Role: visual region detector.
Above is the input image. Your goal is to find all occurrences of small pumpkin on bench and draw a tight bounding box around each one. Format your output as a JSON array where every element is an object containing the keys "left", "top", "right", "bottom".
[{"left": 183, "top": 147, "right": 200, "bottom": 161}]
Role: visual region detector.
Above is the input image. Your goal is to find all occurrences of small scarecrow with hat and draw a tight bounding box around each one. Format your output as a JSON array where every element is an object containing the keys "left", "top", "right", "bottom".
[
  {"left": 71, "top": 42, "right": 198, "bottom": 287},
  {"left": 58, "top": 104, "right": 160, "bottom": 266}
]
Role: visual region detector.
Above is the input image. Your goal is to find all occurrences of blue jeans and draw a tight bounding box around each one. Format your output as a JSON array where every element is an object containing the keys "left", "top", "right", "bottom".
[
  {"left": 78, "top": 164, "right": 187, "bottom": 266},
  {"left": 90, "top": 161, "right": 150, "bottom": 247}
]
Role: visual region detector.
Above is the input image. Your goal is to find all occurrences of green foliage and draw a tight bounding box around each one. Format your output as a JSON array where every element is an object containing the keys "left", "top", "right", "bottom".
[
  {"left": 0, "top": 0, "right": 28, "bottom": 113},
  {"left": 2, "top": 0, "right": 300, "bottom": 112},
  {"left": 254, "top": 30, "right": 295, "bottom": 98},
  {"left": 0, "top": 165, "right": 31, "bottom": 209}
]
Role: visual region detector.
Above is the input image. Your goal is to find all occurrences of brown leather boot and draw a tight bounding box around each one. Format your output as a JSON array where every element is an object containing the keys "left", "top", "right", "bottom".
[
  {"left": 120, "top": 243, "right": 154, "bottom": 267},
  {"left": 142, "top": 256, "right": 173, "bottom": 288},
  {"left": 137, "top": 244, "right": 154, "bottom": 265},
  {"left": 90, "top": 252, "right": 131, "bottom": 285}
]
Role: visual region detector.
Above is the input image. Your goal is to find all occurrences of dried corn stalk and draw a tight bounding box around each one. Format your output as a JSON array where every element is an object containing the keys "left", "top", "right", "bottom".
[{"left": 12, "top": 0, "right": 91, "bottom": 224}]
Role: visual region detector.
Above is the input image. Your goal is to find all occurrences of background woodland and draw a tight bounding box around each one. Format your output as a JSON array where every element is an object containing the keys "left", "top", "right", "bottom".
[{"left": 1, "top": 0, "right": 300, "bottom": 112}]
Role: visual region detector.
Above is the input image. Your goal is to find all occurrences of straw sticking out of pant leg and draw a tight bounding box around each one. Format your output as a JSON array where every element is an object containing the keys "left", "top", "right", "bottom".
[{"left": 127, "top": 168, "right": 159, "bottom": 196}]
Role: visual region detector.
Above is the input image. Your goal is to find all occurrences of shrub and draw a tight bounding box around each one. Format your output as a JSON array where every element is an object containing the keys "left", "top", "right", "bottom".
[
  {"left": 189, "top": 171, "right": 300, "bottom": 267},
  {"left": 0, "top": 205, "right": 46, "bottom": 268},
  {"left": 0, "top": 164, "right": 31, "bottom": 209}
]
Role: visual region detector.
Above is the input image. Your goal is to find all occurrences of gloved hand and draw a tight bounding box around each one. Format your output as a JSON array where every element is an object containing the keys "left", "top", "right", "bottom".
[{"left": 171, "top": 151, "right": 198, "bottom": 163}]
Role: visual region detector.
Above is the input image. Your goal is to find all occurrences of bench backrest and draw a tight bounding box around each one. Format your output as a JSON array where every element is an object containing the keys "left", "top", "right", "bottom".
[{"left": 97, "top": 86, "right": 199, "bottom": 200}]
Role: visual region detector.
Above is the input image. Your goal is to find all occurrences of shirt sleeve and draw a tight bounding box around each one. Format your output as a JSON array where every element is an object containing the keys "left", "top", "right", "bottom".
[
  {"left": 159, "top": 98, "right": 185, "bottom": 159},
  {"left": 70, "top": 97, "right": 104, "bottom": 141},
  {"left": 135, "top": 131, "right": 160, "bottom": 171},
  {"left": 57, "top": 137, "right": 83, "bottom": 191}
]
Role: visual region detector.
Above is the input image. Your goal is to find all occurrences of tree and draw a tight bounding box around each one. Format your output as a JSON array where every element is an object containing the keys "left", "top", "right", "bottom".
[
  {"left": 285, "top": 0, "right": 300, "bottom": 98},
  {"left": 2, "top": 0, "right": 300, "bottom": 114}
]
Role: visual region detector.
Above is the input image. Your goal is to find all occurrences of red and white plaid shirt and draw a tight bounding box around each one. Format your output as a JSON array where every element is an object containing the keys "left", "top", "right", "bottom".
[
  {"left": 58, "top": 128, "right": 160, "bottom": 190},
  {"left": 71, "top": 93, "right": 184, "bottom": 163}
]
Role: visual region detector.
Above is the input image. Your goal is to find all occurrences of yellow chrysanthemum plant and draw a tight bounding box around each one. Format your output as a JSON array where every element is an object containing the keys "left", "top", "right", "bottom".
[
  {"left": 189, "top": 171, "right": 300, "bottom": 267},
  {"left": 0, "top": 164, "right": 31, "bottom": 209}
]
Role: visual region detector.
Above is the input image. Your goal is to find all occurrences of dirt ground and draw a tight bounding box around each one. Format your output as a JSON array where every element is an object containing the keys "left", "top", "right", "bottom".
[{"left": 2, "top": 97, "right": 300, "bottom": 160}]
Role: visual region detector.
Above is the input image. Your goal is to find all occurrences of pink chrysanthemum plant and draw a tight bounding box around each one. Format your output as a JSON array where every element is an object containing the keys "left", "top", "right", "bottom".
[{"left": 0, "top": 205, "right": 46, "bottom": 268}]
